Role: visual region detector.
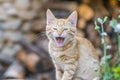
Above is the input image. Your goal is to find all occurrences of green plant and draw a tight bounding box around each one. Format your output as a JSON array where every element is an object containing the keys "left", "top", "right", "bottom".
[
  {"left": 95, "top": 15, "right": 120, "bottom": 80},
  {"left": 112, "top": 65, "right": 120, "bottom": 79},
  {"left": 110, "top": 18, "right": 120, "bottom": 56},
  {"left": 118, "top": 15, "right": 120, "bottom": 18},
  {"left": 95, "top": 16, "right": 112, "bottom": 80},
  {"left": 110, "top": 15, "right": 120, "bottom": 80}
]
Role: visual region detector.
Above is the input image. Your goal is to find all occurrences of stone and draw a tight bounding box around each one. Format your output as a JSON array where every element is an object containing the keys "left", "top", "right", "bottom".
[
  {"left": 18, "top": 10, "right": 36, "bottom": 20},
  {"left": 14, "top": 0, "right": 31, "bottom": 10},
  {"left": 6, "top": 8, "right": 17, "bottom": 16},
  {"left": 3, "top": 60, "right": 25, "bottom": 79},
  {"left": 3, "top": 31, "right": 22, "bottom": 42},
  {"left": 0, "top": 0, "right": 3, "bottom": 3},
  {"left": 21, "top": 22, "right": 31, "bottom": 32},
  {"left": 2, "top": 2, "right": 17, "bottom": 16},
  {"left": 32, "top": 0, "right": 41, "bottom": 11},
  {"left": 0, "top": 44, "right": 21, "bottom": 63},
  {"left": 31, "top": 20, "right": 46, "bottom": 31},
  {"left": 22, "top": 32, "right": 37, "bottom": 42},
  {"left": 0, "top": 22, "right": 5, "bottom": 29},
  {"left": 0, "top": 7, "right": 7, "bottom": 21},
  {"left": 2, "top": 2, "right": 13, "bottom": 9},
  {"left": 0, "top": 42, "right": 3, "bottom": 51},
  {"left": 0, "top": 31, "right": 3, "bottom": 50},
  {"left": 2, "top": 0, "right": 13, "bottom": 3},
  {"left": 2, "top": 19, "right": 21, "bottom": 30}
]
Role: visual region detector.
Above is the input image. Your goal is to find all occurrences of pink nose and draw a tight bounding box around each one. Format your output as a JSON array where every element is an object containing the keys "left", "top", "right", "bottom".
[{"left": 58, "top": 30, "right": 63, "bottom": 36}]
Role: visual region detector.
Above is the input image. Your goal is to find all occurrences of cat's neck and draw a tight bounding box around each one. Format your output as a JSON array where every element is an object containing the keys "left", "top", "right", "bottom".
[{"left": 49, "top": 39, "right": 77, "bottom": 52}]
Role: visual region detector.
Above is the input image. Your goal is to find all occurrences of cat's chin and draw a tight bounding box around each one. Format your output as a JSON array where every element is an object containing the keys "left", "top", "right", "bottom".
[{"left": 56, "top": 42, "right": 64, "bottom": 47}]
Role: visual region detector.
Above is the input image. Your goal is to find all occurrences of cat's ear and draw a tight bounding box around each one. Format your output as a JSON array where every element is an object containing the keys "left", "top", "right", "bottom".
[
  {"left": 46, "top": 9, "right": 56, "bottom": 25},
  {"left": 67, "top": 11, "right": 77, "bottom": 27}
]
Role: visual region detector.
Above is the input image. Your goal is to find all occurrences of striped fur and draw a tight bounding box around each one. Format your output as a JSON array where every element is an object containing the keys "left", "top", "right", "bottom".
[{"left": 46, "top": 9, "right": 100, "bottom": 80}]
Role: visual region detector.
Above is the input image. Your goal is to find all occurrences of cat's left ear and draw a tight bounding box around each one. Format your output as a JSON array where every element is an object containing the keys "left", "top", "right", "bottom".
[
  {"left": 67, "top": 11, "right": 77, "bottom": 27},
  {"left": 46, "top": 9, "right": 56, "bottom": 25}
]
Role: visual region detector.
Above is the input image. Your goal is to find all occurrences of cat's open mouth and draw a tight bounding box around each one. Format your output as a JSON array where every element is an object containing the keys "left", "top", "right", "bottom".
[{"left": 55, "top": 37, "right": 65, "bottom": 47}]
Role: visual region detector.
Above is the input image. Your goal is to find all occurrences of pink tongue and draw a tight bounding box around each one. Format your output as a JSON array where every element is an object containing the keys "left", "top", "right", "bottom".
[
  {"left": 57, "top": 38, "right": 63, "bottom": 43},
  {"left": 56, "top": 37, "right": 64, "bottom": 47}
]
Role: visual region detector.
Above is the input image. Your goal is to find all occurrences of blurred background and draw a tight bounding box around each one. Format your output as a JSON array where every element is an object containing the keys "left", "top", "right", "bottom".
[{"left": 0, "top": 0, "right": 120, "bottom": 80}]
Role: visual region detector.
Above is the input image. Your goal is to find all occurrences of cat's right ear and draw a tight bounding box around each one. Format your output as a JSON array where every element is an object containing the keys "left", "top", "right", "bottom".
[
  {"left": 67, "top": 11, "right": 77, "bottom": 27},
  {"left": 46, "top": 9, "right": 56, "bottom": 25}
]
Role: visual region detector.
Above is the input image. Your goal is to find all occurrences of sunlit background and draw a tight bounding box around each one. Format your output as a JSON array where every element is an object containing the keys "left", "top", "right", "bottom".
[{"left": 0, "top": 0, "right": 120, "bottom": 79}]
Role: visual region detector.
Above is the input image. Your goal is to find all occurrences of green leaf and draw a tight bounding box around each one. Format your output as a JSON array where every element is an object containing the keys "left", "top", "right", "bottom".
[
  {"left": 97, "top": 18, "right": 103, "bottom": 24},
  {"left": 101, "top": 38, "right": 105, "bottom": 44},
  {"left": 103, "top": 16, "right": 108, "bottom": 23},
  {"left": 95, "top": 25, "right": 100, "bottom": 30},
  {"left": 110, "top": 18, "right": 117, "bottom": 28},
  {"left": 113, "top": 67, "right": 120, "bottom": 73},
  {"left": 114, "top": 73, "right": 119, "bottom": 79},
  {"left": 94, "top": 67, "right": 98, "bottom": 72},
  {"left": 118, "top": 15, "right": 120, "bottom": 19}
]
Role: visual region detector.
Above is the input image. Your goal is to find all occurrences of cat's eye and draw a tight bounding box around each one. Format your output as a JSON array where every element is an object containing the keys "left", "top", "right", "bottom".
[
  {"left": 64, "top": 28, "right": 68, "bottom": 30},
  {"left": 53, "top": 28, "right": 57, "bottom": 30}
]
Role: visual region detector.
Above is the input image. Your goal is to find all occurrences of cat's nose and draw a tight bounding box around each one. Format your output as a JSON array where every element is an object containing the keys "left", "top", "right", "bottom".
[{"left": 58, "top": 30, "right": 63, "bottom": 36}]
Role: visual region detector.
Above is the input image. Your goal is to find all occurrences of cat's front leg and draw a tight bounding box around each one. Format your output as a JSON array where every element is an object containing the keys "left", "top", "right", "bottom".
[
  {"left": 62, "top": 60, "right": 78, "bottom": 80},
  {"left": 54, "top": 62, "right": 63, "bottom": 80},
  {"left": 55, "top": 67, "right": 63, "bottom": 80},
  {"left": 51, "top": 56, "right": 63, "bottom": 80}
]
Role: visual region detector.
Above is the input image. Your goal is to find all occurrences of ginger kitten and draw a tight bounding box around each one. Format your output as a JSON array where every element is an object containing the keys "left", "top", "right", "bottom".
[{"left": 46, "top": 9, "right": 100, "bottom": 80}]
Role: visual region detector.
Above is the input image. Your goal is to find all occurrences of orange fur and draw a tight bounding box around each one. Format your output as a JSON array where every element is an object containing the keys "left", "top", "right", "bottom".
[{"left": 46, "top": 9, "right": 100, "bottom": 80}]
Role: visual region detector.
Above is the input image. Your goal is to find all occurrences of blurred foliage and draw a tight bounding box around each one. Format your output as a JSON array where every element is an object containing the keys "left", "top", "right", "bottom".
[{"left": 95, "top": 15, "right": 120, "bottom": 80}]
